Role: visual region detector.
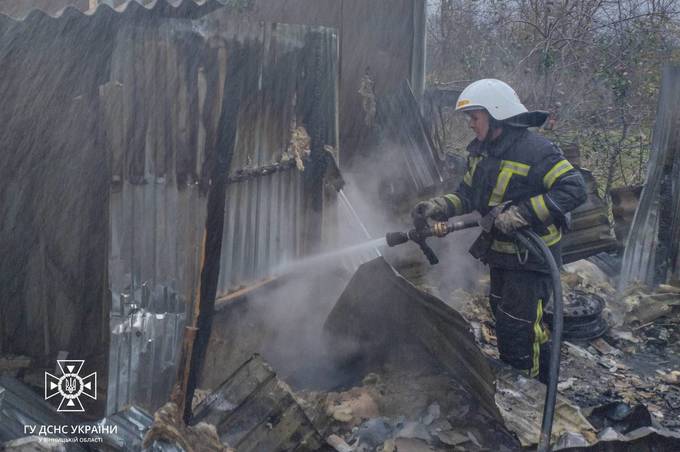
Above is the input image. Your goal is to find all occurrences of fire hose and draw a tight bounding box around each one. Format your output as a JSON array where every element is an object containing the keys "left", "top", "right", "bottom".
[{"left": 385, "top": 213, "right": 563, "bottom": 452}]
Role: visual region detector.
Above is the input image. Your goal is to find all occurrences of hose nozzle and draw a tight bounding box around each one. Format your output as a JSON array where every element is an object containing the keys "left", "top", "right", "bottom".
[{"left": 386, "top": 231, "right": 409, "bottom": 247}]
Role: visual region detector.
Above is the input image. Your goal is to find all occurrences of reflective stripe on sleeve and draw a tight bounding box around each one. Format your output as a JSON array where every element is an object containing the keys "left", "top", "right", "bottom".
[
  {"left": 444, "top": 194, "right": 463, "bottom": 215},
  {"left": 530, "top": 194, "right": 551, "bottom": 224},
  {"left": 543, "top": 159, "right": 574, "bottom": 189}
]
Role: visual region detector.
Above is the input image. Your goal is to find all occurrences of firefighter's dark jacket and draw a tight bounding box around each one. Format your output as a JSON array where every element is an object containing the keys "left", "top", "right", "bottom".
[{"left": 443, "top": 126, "right": 587, "bottom": 271}]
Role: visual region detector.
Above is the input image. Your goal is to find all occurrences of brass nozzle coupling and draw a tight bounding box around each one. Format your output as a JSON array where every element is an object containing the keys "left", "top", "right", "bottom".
[{"left": 432, "top": 222, "right": 449, "bottom": 237}]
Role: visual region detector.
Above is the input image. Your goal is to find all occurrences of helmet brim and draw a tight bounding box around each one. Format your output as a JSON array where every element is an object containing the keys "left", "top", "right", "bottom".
[{"left": 455, "top": 104, "right": 486, "bottom": 113}]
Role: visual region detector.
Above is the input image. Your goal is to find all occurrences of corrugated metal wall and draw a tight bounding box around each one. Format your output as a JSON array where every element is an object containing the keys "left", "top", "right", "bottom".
[
  {"left": 0, "top": 4, "right": 115, "bottom": 392},
  {"left": 104, "top": 14, "right": 339, "bottom": 412},
  {"left": 196, "top": 17, "right": 338, "bottom": 297},
  {"left": 102, "top": 18, "right": 221, "bottom": 413},
  {"left": 620, "top": 65, "right": 680, "bottom": 289},
  {"left": 248, "top": 0, "right": 426, "bottom": 170},
  {"left": 2, "top": 0, "right": 340, "bottom": 415},
  {"left": 0, "top": 0, "right": 226, "bottom": 416}
]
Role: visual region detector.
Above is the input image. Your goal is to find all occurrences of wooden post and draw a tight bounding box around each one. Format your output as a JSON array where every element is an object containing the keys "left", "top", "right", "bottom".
[{"left": 172, "top": 42, "right": 246, "bottom": 424}]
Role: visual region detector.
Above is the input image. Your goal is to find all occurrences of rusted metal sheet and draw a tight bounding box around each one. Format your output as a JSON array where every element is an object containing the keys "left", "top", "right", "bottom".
[{"left": 620, "top": 65, "right": 680, "bottom": 289}]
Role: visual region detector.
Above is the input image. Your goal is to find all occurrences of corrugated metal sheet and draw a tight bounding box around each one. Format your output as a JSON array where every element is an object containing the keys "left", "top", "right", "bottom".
[
  {"left": 101, "top": 11, "right": 251, "bottom": 414},
  {"left": 0, "top": 376, "right": 176, "bottom": 450},
  {"left": 620, "top": 65, "right": 680, "bottom": 289},
  {"left": 195, "top": 17, "right": 339, "bottom": 297},
  {"left": 0, "top": 376, "right": 87, "bottom": 449},
  {"left": 242, "top": 0, "right": 426, "bottom": 169},
  {"left": 0, "top": 0, "right": 225, "bottom": 417},
  {"left": 379, "top": 80, "right": 444, "bottom": 194},
  {"left": 107, "top": 311, "right": 185, "bottom": 414},
  {"left": 0, "top": 0, "right": 88, "bottom": 17},
  {"left": 1, "top": 0, "right": 340, "bottom": 421},
  {"left": 0, "top": 0, "right": 224, "bottom": 21},
  {"left": 90, "top": 405, "right": 155, "bottom": 451}
]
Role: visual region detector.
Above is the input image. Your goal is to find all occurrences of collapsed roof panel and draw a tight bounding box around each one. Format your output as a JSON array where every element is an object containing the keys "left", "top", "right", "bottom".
[{"left": 324, "top": 257, "right": 502, "bottom": 425}]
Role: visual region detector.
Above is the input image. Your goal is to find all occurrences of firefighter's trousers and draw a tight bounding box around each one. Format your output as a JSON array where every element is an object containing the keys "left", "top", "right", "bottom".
[{"left": 489, "top": 267, "right": 552, "bottom": 383}]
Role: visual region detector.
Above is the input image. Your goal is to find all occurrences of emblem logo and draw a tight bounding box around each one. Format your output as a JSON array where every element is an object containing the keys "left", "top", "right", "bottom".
[{"left": 45, "top": 360, "right": 97, "bottom": 412}]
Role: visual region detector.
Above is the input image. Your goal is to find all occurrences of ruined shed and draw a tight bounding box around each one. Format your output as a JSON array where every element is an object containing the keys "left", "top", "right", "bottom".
[{"left": 0, "top": 0, "right": 339, "bottom": 417}]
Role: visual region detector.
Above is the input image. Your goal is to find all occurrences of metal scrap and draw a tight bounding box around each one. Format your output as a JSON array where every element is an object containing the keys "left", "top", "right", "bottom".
[{"left": 494, "top": 370, "right": 598, "bottom": 447}]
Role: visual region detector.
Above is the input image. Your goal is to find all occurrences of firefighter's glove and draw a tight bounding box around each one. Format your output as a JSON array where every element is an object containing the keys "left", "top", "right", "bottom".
[
  {"left": 494, "top": 205, "right": 529, "bottom": 235},
  {"left": 411, "top": 197, "right": 451, "bottom": 223}
]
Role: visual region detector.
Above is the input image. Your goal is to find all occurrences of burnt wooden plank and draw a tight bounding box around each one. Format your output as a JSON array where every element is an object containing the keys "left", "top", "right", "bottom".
[
  {"left": 193, "top": 355, "right": 276, "bottom": 427},
  {"left": 237, "top": 395, "right": 324, "bottom": 452},
  {"left": 191, "top": 355, "right": 323, "bottom": 451}
]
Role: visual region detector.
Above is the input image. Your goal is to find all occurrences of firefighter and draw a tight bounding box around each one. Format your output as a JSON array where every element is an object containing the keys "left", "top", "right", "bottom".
[{"left": 412, "top": 79, "right": 587, "bottom": 383}]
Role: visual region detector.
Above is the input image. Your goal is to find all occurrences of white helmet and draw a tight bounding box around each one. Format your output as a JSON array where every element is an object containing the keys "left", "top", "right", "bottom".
[{"left": 455, "top": 79, "right": 528, "bottom": 121}]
